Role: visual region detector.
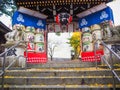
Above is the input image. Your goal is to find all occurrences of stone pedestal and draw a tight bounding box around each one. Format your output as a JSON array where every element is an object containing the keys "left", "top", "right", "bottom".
[
  {"left": 0, "top": 42, "right": 26, "bottom": 68},
  {"left": 103, "top": 39, "right": 120, "bottom": 65}
]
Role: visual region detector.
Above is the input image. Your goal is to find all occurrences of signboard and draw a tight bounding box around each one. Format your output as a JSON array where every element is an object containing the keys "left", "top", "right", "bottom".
[
  {"left": 12, "top": 11, "right": 47, "bottom": 64},
  {"left": 79, "top": 7, "right": 114, "bottom": 28},
  {"left": 79, "top": 7, "right": 113, "bottom": 62},
  {"left": 12, "top": 11, "right": 46, "bottom": 29}
]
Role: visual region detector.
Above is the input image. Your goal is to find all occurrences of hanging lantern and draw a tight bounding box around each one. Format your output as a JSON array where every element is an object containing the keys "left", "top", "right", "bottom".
[{"left": 56, "top": 13, "right": 72, "bottom": 25}]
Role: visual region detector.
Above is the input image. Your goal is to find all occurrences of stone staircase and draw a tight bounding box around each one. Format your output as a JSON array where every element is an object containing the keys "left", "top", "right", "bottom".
[{"left": 0, "top": 60, "right": 120, "bottom": 90}]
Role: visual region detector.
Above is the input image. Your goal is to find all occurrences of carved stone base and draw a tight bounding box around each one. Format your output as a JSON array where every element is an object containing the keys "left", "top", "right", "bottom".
[
  {"left": 0, "top": 43, "right": 26, "bottom": 68},
  {"left": 2, "top": 42, "right": 26, "bottom": 48},
  {"left": 103, "top": 44, "right": 120, "bottom": 65},
  {"left": 103, "top": 36, "right": 120, "bottom": 44}
]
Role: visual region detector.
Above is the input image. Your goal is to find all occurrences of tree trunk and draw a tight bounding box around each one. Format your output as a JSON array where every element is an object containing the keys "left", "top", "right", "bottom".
[
  {"left": 50, "top": 55, "right": 53, "bottom": 61},
  {"left": 74, "top": 48, "right": 78, "bottom": 59}
]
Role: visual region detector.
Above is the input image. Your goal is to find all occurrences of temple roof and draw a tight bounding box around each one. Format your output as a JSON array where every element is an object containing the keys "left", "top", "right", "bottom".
[
  {"left": 15, "top": 0, "right": 113, "bottom": 23},
  {"left": 0, "top": 21, "right": 11, "bottom": 33}
]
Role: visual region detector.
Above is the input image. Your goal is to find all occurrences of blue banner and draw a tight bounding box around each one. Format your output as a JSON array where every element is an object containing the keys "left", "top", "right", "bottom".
[
  {"left": 79, "top": 7, "right": 114, "bottom": 29},
  {"left": 12, "top": 11, "right": 46, "bottom": 29}
]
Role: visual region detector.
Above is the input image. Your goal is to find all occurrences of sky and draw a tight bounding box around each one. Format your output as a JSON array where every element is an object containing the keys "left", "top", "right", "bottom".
[
  {"left": 0, "top": 0, "right": 120, "bottom": 28},
  {"left": 0, "top": 14, "right": 12, "bottom": 29},
  {"left": 107, "top": 0, "right": 120, "bottom": 26},
  {"left": 48, "top": 33, "right": 72, "bottom": 60}
]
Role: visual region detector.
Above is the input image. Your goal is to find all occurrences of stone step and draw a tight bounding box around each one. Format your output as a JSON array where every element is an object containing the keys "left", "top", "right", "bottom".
[
  {"left": 4, "top": 68, "right": 120, "bottom": 77},
  {"left": 1, "top": 76, "right": 120, "bottom": 85},
  {"left": 27, "top": 60, "right": 98, "bottom": 68},
  {"left": 1, "top": 63, "right": 120, "bottom": 70},
  {"left": 1, "top": 67, "right": 120, "bottom": 88},
  {"left": 1, "top": 84, "right": 120, "bottom": 90},
  {"left": 1, "top": 61, "right": 120, "bottom": 90},
  {"left": 98, "top": 64, "right": 120, "bottom": 69}
]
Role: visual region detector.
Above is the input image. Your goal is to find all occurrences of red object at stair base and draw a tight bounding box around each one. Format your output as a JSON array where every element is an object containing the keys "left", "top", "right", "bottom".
[
  {"left": 24, "top": 52, "right": 47, "bottom": 64},
  {"left": 81, "top": 50, "right": 104, "bottom": 62}
]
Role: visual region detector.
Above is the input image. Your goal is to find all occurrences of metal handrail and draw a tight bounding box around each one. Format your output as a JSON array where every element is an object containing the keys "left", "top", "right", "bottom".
[
  {"left": 94, "top": 39, "right": 120, "bottom": 90},
  {"left": 94, "top": 39, "right": 120, "bottom": 79},
  {"left": 102, "top": 56, "right": 120, "bottom": 82},
  {"left": 101, "top": 41, "right": 120, "bottom": 60},
  {"left": 0, "top": 40, "right": 26, "bottom": 90},
  {"left": 0, "top": 55, "right": 25, "bottom": 76}
]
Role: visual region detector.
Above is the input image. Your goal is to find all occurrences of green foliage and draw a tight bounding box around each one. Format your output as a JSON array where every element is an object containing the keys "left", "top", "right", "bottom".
[
  {"left": 67, "top": 32, "right": 82, "bottom": 59},
  {"left": 55, "top": 32, "right": 61, "bottom": 36},
  {"left": 0, "top": 0, "right": 17, "bottom": 17}
]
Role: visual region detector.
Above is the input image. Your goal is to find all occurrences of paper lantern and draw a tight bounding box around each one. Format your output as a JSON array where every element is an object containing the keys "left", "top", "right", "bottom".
[{"left": 56, "top": 13, "right": 72, "bottom": 25}]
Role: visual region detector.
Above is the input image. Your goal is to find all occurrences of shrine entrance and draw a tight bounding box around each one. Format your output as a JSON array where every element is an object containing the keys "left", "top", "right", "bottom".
[
  {"left": 11, "top": 0, "right": 113, "bottom": 64},
  {"left": 47, "top": 32, "right": 73, "bottom": 61},
  {"left": 47, "top": 16, "right": 81, "bottom": 61},
  {"left": 47, "top": 29, "right": 81, "bottom": 61}
]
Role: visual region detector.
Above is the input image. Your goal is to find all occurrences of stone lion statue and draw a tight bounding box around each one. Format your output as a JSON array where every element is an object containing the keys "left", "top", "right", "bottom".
[{"left": 5, "top": 24, "right": 25, "bottom": 43}]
